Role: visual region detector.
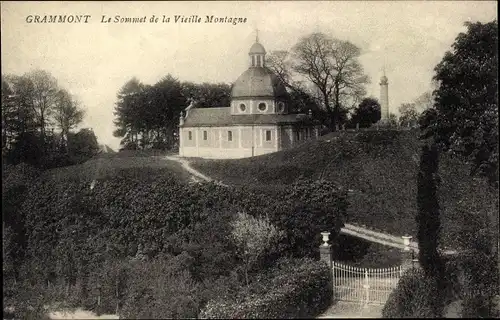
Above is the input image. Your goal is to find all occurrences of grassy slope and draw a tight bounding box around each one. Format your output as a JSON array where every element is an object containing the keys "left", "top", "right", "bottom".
[
  {"left": 191, "top": 129, "right": 497, "bottom": 248},
  {"left": 41, "top": 151, "right": 192, "bottom": 183}
]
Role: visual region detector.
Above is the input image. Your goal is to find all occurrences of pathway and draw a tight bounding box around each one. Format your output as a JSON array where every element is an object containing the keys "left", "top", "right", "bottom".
[{"left": 317, "top": 302, "right": 384, "bottom": 319}]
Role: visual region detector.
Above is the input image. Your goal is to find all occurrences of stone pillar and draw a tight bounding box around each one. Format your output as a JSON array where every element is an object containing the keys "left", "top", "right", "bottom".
[
  {"left": 356, "top": 123, "right": 359, "bottom": 131},
  {"left": 319, "top": 231, "right": 332, "bottom": 269},
  {"left": 401, "top": 236, "right": 418, "bottom": 271}
]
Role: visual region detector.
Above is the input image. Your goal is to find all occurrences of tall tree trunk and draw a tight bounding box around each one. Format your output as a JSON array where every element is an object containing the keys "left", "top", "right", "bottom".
[
  {"left": 334, "top": 82, "right": 340, "bottom": 130},
  {"left": 322, "top": 91, "right": 335, "bottom": 131}
]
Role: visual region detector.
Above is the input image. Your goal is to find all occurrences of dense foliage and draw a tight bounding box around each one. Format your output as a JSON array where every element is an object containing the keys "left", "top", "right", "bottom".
[
  {"left": 348, "top": 97, "right": 381, "bottom": 128},
  {"left": 112, "top": 76, "right": 231, "bottom": 150},
  {"left": 231, "top": 212, "right": 285, "bottom": 286},
  {"left": 2, "top": 161, "right": 345, "bottom": 318},
  {"left": 199, "top": 257, "right": 333, "bottom": 319},
  {"left": 382, "top": 268, "right": 438, "bottom": 318},
  {"left": 424, "top": 19, "right": 498, "bottom": 186},
  {"left": 2, "top": 71, "right": 95, "bottom": 169},
  {"left": 415, "top": 19, "right": 499, "bottom": 317},
  {"left": 383, "top": 253, "right": 499, "bottom": 318}
]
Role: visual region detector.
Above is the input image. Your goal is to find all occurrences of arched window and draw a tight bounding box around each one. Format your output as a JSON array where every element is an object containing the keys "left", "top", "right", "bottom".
[
  {"left": 251, "top": 56, "right": 255, "bottom": 67},
  {"left": 258, "top": 102, "right": 267, "bottom": 112},
  {"left": 239, "top": 103, "right": 246, "bottom": 112},
  {"left": 256, "top": 55, "right": 261, "bottom": 67}
]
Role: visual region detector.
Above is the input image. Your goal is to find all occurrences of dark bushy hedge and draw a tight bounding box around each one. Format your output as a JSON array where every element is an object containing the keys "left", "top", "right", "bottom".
[
  {"left": 4, "top": 160, "right": 346, "bottom": 318},
  {"left": 119, "top": 255, "right": 202, "bottom": 319},
  {"left": 199, "top": 258, "right": 333, "bottom": 319},
  {"left": 382, "top": 268, "right": 437, "bottom": 318},
  {"left": 383, "top": 252, "right": 499, "bottom": 318}
]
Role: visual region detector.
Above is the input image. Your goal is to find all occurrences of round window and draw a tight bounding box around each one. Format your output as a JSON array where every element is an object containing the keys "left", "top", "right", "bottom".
[
  {"left": 258, "top": 103, "right": 267, "bottom": 111},
  {"left": 277, "top": 102, "right": 285, "bottom": 112},
  {"left": 239, "top": 103, "right": 246, "bottom": 112}
]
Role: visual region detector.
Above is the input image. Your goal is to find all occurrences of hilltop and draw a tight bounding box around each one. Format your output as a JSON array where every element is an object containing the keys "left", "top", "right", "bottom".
[
  {"left": 191, "top": 129, "right": 497, "bottom": 248},
  {"left": 37, "top": 150, "right": 191, "bottom": 183}
]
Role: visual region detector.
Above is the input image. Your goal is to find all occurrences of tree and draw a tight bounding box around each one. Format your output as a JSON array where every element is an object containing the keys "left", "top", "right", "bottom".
[
  {"left": 67, "top": 128, "right": 99, "bottom": 163},
  {"left": 150, "top": 75, "right": 185, "bottom": 149},
  {"left": 24, "top": 70, "right": 59, "bottom": 141},
  {"left": 2, "top": 75, "right": 37, "bottom": 154},
  {"left": 388, "top": 113, "right": 398, "bottom": 127},
  {"left": 53, "top": 89, "right": 85, "bottom": 151},
  {"left": 181, "top": 82, "right": 231, "bottom": 108},
  {"left": 266, "top": 51, "right": 326, "bottom": 122},
  {"left": 416, "top": 142, "right": 445, "bottom": 317},
  {"left": 398, "top": 103, "right": 419, "bottom": 128},
  {"left": 113, "top": 75, "right": 187, "bottom": 150},
  {"left": 427, "top": 20, "right": 498, "bottom": 185},
  {"left": 266, "top": 50, "right": 296, "bottom": 90},
  {"left": 230, "top": 212, "right": 285, "bottom": 286},
  {"left": 424, "top": 19, "right": 499, "bottom": 278},
  {"left": 290, "top": 33, "right": 369, "bottom": 130},
  {"left": 349, "top": 97, "right": 381, "bottom": 128}
]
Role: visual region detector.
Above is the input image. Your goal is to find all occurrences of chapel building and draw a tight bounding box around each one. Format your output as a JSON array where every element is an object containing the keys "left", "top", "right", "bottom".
[{"left": 178, "top": 35, "right": 321, "bottom": 159}]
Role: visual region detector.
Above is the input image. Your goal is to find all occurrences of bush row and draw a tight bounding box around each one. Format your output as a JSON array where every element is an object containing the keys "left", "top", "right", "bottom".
[
  {"left": 382, "top": 251, "right": 499, "bottom": 318},
  {"left": 199, "top": 257, "right": 333, "bottom": 319}
]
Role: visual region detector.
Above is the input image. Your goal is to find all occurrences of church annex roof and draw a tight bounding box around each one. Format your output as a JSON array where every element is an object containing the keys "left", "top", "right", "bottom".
[{"left": 181, "top": 107, "right": 317, "bottom": 127}]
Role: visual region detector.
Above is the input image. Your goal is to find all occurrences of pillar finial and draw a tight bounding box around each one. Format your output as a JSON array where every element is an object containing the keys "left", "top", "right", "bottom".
[{"left": 321, "top": 231, "right": 330, "bottom": 247}]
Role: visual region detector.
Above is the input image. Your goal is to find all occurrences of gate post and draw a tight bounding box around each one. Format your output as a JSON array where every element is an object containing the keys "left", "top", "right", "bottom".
[
  {"left": 401, "top": 236, "right": 419, "bottom": 272},
  {"left": 319, "top": 231, "right": 332, "bottom": 269}
]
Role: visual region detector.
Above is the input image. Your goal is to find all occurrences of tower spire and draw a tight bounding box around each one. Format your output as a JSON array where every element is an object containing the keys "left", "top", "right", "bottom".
[{"left": 255, "top": 28, "right": 259, "bottom": 43}]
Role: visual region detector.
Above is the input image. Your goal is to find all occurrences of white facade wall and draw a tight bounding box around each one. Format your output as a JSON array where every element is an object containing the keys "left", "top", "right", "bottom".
[
  {"left": 179, "top": 125, "right": 278, "bottom": 159},
  {"left": 179, "top": 124, "right": 320, "bottom": 159}
]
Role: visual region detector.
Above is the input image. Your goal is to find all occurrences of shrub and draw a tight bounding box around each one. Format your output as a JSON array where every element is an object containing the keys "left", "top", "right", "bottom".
[
  {"left": 231, "top": 212, "right": 285, "bottom": 286},
  {"left": 3, "top": 279, "right": 52, "bottom": 320},
  {"left": 455, "top": 250, "right": 499, "bottom": 318},
  {"left": 382, "top": 268, "right": 438, "bottom": 318},
  {"left": 199, "top": 257, "right": 333, "bottom": 319},
  {"left": 119, "top": 256, "right": 202, "bottom": 319},
  {"left": 269, "top": 178, "right": 347, "bottom": 259}
]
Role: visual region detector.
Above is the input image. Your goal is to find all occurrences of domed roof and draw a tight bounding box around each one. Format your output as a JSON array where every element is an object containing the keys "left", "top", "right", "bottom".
[
  {"left": 249, "top": 42, "right": 266, "bottom": 54},
  {"left": 231, "top": 67, "right": 287, "bottom": 98}
]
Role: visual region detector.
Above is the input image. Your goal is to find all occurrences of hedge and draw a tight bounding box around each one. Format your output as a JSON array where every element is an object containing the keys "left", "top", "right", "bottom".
[
  {"left": 198, "top": 257, "right": 333, "bottom": 319},
  {"left": 4, "top": 161, "right": 346, "bottom": 318},
  {"left": 383, "top": 252, "right": 499, "bottom": 318},
  {"left": 381, "top": 268, "right": 437, "bottom": 318}
]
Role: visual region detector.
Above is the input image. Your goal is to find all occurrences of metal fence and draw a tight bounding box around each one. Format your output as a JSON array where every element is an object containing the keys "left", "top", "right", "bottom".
[{"left": 332, "top": 261, "right": 403, "bottom": 305}]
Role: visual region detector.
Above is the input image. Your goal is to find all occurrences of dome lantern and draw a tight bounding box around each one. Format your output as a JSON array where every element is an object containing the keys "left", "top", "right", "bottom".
[{"left": 249, "top": 29, "right": 266, "bottom": 67}]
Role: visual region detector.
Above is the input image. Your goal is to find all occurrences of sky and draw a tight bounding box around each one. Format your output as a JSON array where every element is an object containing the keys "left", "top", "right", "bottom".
[{"left": 1, "top": 1, "right": 497, "bottom": 151}]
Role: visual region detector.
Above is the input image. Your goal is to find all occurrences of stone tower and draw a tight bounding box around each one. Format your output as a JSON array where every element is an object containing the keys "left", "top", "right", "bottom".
[{"left": 379, "top": 70, "right": 389, "bottom": 123}]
